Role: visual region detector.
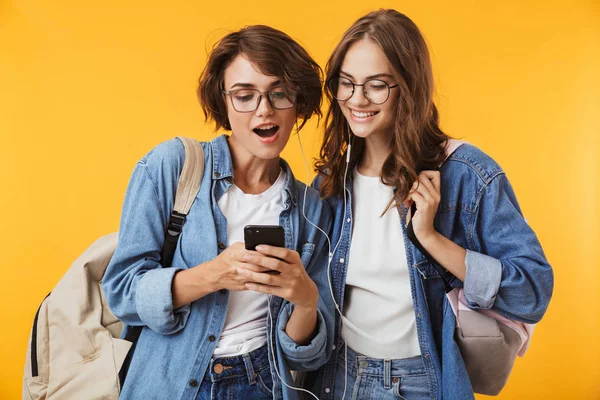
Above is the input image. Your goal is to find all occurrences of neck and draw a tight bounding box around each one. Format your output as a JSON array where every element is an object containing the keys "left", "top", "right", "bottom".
[
  {"left": 227, "top": 135, "right": 281, "bottom": 194},
  {"left": 357, "top": 131, "right": 392, "bottom": 177}
]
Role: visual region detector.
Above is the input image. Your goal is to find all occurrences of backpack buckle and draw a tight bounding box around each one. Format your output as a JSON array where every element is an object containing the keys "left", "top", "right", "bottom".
[{"left": 167, "top": 211, "right": 186, "bottom": 236}]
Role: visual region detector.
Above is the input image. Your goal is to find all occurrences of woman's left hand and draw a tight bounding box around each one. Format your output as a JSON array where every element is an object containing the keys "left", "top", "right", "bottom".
[
  {"left": 404, "top": 170, "right": 441, "bottom": 243},
  {"left": 237, "top": 246, "right": 319, "bottom": 311}
]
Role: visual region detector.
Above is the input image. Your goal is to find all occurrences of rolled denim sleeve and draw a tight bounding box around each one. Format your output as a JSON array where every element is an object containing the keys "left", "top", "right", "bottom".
[
  {"left": 277, "top": 303, "right": 328, "bottom": 371},
  {"left": 463, "top": 249, "right": 502, "bottom": 309},
  {"left": 103, "top": 140, "right": 191, "bottom": 335},
  {"left": 135, "top": 266, "right": 190, "bottom": 334},
  {"left": 467, "top": 173, "right": 553, "bottom": 323}
]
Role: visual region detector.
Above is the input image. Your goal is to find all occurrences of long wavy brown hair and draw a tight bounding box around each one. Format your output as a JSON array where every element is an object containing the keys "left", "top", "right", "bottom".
[{"left": 315, "top": 9, "right": 450, "bottom": 210}]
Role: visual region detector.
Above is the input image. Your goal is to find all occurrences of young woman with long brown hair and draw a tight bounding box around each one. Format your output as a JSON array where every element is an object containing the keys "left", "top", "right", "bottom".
[{"left": 307, "top": 9, "right": 553, "bottom": 399}]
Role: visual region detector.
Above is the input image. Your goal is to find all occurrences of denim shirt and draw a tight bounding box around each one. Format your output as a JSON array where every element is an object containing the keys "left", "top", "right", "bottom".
[
  {"left": 102, "top": 135, "right": 335, "bottom": 400},
  {"left": 308, "top": 144, "right": 553, "bottom": 400}
]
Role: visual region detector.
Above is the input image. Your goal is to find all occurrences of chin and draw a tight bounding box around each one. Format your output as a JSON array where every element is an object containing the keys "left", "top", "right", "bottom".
[
  {"left": 347, "top": 123, "right": 376, "bottom": 139},
  {"left": 250, "top": 145, "right": 284, "bottom": 161}
]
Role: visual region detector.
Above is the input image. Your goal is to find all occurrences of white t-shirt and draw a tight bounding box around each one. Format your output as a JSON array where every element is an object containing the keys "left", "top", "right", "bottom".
[
  {"left": 341, "top": 168, "right": 421, "bottom": 359},
  {"left": 213, "top": 169, "right": 286, "bottom": 357}
]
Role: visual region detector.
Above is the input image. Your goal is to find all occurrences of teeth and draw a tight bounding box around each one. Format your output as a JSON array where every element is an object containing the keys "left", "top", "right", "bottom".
[
  {"left": 351, "top": 110, "right": 377, "bottom": 118},
  {"left": 256, "top": 124, "right": 277, "bottom": 130}
]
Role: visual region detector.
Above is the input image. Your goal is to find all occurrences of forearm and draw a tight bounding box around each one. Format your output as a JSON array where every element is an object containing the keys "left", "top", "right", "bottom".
[
  {"left": 284, "top": 305, "right": 318, "bottom": 345},
  {"left": 420, "top": 231, "right": 467, "bottom": 281},
  {"left": 172, "top": 261, "right": 218, "bottom": 308}
]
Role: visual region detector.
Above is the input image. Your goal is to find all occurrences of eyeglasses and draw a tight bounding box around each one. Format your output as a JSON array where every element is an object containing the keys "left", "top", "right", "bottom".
[
  {"left": 328, "top": 77, "right": 399, "bottom": 105},
  {"left": 222, "top": 88, "right": 297, "bottom": 113}
]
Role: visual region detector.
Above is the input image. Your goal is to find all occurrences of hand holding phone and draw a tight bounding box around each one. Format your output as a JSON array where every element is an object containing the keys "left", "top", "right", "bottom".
[{"left": 238, "top": 236, "right": 319, "bottom": 311}]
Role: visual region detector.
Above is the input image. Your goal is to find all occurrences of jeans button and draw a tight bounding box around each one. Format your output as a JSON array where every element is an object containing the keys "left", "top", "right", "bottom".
[
  {"left": 213, "top": 363, "right": 224, "bottom": 374},
  {"left": 359, "top": 360, "right": 368, "bottom": 368}
]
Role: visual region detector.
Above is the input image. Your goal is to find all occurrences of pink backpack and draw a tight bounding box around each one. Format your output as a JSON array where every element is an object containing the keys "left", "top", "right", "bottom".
[{"left": 406, "top": 139, "right": 534, "bottom": 395}]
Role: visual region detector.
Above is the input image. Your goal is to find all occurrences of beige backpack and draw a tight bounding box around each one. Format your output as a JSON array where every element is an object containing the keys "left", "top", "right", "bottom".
[{"left": 22, "top": 137, "right": 205, "bottom": 399}]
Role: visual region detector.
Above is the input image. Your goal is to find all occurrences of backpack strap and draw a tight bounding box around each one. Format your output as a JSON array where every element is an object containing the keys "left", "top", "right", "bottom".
[
  {"left": 406, "top": 139, "right": 468, "bottom": 292},
  {"left": 441, "top": 139, "right": 466, "bottom": 166},
  {"left": 161, "top": 137, "right": 205, "bottom": 268},
  {"left": 120, "top": 137, "right": 205, "bottom": 389}
]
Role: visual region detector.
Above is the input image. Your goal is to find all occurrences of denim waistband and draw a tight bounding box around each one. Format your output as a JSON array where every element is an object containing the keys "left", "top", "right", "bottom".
[
  {"left": 204, "top": 345, "right": 270, "bottom": 384},
  {"left": 338, "top": 344, "right": 426, "bottom": 389}
]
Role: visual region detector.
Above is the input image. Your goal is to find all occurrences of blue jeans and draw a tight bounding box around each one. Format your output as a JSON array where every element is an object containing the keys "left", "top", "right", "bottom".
[
  {"left": 334, "top": 345, "right": 431, "bottom": 400},
  {"left": 198, "top": 345, "right": 274, "bottom": 399}
]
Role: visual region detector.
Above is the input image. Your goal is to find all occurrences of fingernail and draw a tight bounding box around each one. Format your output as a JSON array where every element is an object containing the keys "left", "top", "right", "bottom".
[{"left": 255, "top": 245, "right": 265, "bottom": 252}]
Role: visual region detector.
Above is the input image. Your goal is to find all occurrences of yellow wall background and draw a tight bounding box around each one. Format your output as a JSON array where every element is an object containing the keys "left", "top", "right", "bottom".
[{"left": 1, "top": 0, "right": 598, "bottom": 398}]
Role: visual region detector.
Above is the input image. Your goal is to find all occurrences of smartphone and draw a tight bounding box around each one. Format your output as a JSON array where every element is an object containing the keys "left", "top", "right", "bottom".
[{"left": 244, "top": 225, "right": 285, "bottom": 250}]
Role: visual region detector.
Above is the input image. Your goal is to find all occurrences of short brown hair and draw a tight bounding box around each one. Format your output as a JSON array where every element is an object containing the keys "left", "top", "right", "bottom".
[{"left": 198, "top": 25, "right": 323, "bottom": 131}]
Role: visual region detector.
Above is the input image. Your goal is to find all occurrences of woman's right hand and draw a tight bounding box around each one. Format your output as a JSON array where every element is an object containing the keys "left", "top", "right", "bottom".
[
  {"left": 204, "top": 242, "right": 269, "bottom": 292},
  {"left": 173, "top": 242, "right": 269, "bottom": 308}
]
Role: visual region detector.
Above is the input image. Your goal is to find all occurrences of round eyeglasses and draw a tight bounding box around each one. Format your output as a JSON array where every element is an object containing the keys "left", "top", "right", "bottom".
[
  {"left": 222, "top": 88, "right": 297, "bottom": 113},
  {"left": 328, "top": 77, "right": 399, "bottom": 105}
]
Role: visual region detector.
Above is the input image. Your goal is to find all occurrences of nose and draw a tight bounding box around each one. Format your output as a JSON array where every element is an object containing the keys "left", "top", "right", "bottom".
[
  {"left": 347, "top": 85, "right": 369, "bottom": 107},
  {"left": 255, "top": 94, "right": 274, "bottom": 117}
]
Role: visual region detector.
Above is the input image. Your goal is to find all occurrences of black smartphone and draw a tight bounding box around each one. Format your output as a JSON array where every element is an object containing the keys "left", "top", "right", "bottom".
[{"left": 244, "top": 225, "right": 285, "bottom": 250}]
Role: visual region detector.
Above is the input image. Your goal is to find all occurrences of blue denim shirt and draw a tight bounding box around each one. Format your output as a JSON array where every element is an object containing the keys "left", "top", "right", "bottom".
[
  {"left": 308, "top": 144, "right": 553, "bottom": 400},
  {"left": 102, "top": 135, "right": 335, "bottom": 400}
]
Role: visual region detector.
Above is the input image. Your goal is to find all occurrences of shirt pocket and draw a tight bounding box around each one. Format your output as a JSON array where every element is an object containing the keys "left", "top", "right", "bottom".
[{"left": 414, "top": 260, "right": 442, "bottom": 280}]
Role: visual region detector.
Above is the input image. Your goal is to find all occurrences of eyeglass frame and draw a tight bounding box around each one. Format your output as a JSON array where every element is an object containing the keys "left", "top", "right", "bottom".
[
  {"left": 222, "top": 87, "right": 297, "bottom": 113},
  {"left": 328, "top": 77, "right": 400, "bottom": 105}
]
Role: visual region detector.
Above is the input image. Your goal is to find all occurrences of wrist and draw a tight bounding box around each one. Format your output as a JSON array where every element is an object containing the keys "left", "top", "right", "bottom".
[
  {"left": 294, "top": 295, "right": 318, "bottom": 314},
  {"left": 419, "top": 230, "right": 442, "bottom": 251},
  {"left": 201, "top": 260, "right": 220, "bottom": 292}
]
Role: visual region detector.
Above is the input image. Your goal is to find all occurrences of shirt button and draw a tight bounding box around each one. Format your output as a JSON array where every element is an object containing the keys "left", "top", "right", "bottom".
[
  {"left": 225, "top": 176, "right": 233, "bottom": 183},
  {"left": 325, "top": 388, "right": 331, "bottom": 393},
  {"left": 189, "top": 379, "right": 198, "bottom": 387},
  {"left": 339, "top": 258, "right": 344, "bottom": 263},
  {"left": 417, "top": 312, "right": 422, "bottom": 318},
  {"left": 332, "top": 344, "right": 336, "bottom": 350},
  {"left": 214, "top": 172, "right": 221, "bottom": 178},
  {"left": 208, "top": 335, "right": 216, "bottom": 342},
  {"left": 218, "top": 243, "right": 226, "bottom": 250},
  {"left": 424, "top": 353, "right": 430, "bottom": 359},
  {"left": 347, "top": 218, "right": 351, "bottom": 223}
]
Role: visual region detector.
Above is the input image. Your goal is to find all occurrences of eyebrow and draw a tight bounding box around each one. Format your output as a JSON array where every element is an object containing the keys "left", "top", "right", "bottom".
[
  {"left": 229, "top": 80, "right": 282, "bottom": 90},
  {"left": 340, "top": 71, "right": 394, "bottom": 80}
]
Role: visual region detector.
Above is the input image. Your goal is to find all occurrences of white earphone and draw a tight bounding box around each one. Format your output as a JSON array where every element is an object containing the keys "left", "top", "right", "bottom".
[{"left": 265, "top": 123, "right": 353, "bottom": 400}]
